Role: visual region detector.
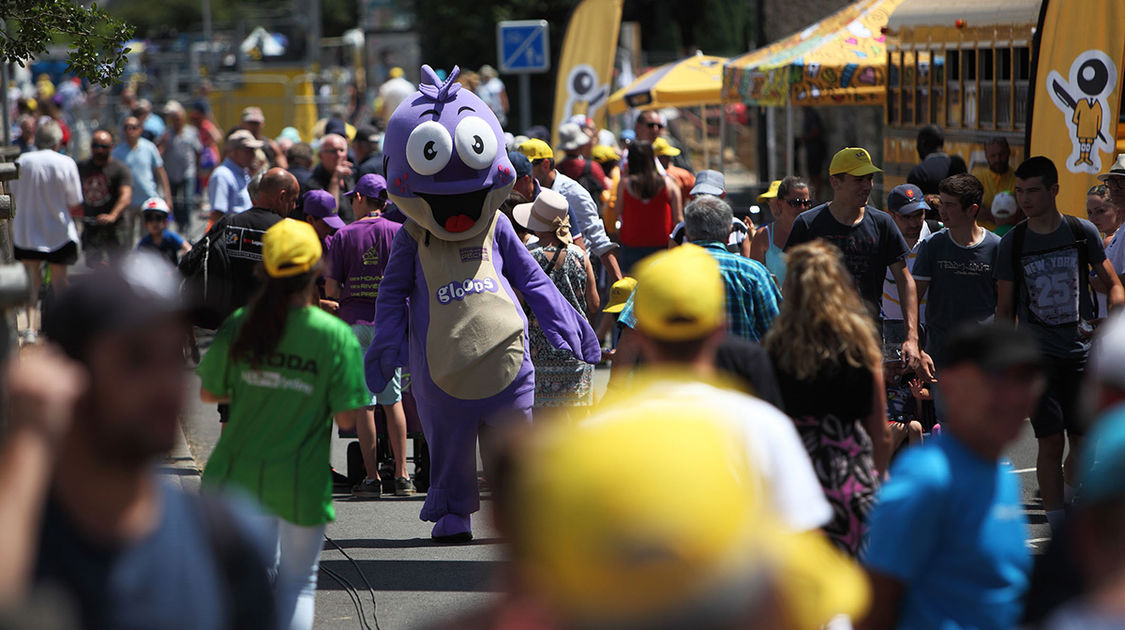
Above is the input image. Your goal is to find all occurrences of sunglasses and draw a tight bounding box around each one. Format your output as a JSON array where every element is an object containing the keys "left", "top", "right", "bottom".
[
  {"left": 644, "top": 122, "right": 665, "bottom": 129},
  {"left": 143, "top": 212, "right": 166, "bottom": 223},
  {"left": 124, "top": 124, "right": 140, "bottom": 130},
  {"left": 785, "top": 198, "right": 813, "bottom": 208},
  {"left": 91, "top": 143, "right": 113, "bottom": 150}
]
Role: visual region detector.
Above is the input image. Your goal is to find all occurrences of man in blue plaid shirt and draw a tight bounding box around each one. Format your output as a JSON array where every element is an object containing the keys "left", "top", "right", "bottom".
[{"left": 617, "top": 196, "right": 782, "bottom": 342}]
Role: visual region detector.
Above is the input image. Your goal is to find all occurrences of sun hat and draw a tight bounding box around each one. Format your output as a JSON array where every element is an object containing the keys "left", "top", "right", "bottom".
[
  {"left": 240, "top": 106, "right": 265, "bottom": 123},
  {"left": 557, "top": 122, "right": 587, "bottom": 152},
  {"left": 991, "top": 191, "right": 1018, "bottom": 219},
  {"left": 509, "top": 405, "right": 871, "bottom": 629},
  {"left": 262, "top": 219, "right": 323, "bottom": 278},
  {"left": 344, "top": 173, "right": 388, "bottom": 200},
  {"left": 301, "top": 190, "right": 346, "bottom": 230},
  {"left": 633, "top": 244, "right": 724, "bottom": 341},
  {"left": 691, "top": 170, "right": 725, "bottom": 197},
  {"left": 1097, "top": 153, "right": 1125, "bottom": 182},
  {"left": 652, "top": 137, "right": 681, "bottom": 157},
  {"left": 513, "top": 189, "right": 569, "bottom": 233},
  {"left": 757, "top": 179, "right": 781, "bottom": 202},
  {"left": 519, "top": 138, "right": 554, "bottom": 161},
  {"left": 602, "top": 277, "right": 637, "bottom": 313},
  {"left": 141, "top": 197, "right": 170, "bottom": 215},
  {"left": 591, "top": 144, "right": 621, "bottom": 164},
  {"left": 829, "top": 147, "right": 882, "bottom": 176}
]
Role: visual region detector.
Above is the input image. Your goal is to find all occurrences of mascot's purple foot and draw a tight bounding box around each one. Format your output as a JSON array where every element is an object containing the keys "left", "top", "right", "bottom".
[{"left": 431, "top": 513, "right": 473, "bottom": 544}]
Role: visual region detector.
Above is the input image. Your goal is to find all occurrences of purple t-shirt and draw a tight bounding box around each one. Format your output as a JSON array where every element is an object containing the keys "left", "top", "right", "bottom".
[{"left": 325, "top": 217, "right": 400, "bottom": 325}]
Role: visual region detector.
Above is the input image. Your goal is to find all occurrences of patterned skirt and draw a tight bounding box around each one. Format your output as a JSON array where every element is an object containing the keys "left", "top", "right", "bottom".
[{"left": 792, "top": 414, "right": 879, "bottom": 557}]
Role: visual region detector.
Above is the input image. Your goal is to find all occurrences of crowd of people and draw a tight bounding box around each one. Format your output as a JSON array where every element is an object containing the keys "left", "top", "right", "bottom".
[{"left": 5, "top": 63, "right": 1125, "bottom": 630}]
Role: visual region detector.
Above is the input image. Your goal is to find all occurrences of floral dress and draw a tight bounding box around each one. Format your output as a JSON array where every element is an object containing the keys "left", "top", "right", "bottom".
[{"left": 526, "top": 244, "right": 593, "bottom": 407}]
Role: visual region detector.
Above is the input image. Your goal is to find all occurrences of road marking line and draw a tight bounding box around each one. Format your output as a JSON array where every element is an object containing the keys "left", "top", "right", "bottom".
[{"left": 1010, "top": 467, "right": 1037, "bottom": 474}]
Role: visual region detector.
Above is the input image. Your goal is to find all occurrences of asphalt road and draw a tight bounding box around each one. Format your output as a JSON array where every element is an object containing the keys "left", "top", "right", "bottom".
[{"left": 173, "top": 334, "right": 1054, "bottom": 630}]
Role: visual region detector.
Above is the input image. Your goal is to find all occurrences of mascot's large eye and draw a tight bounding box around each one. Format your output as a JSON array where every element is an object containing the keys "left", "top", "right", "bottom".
[
  {"left": 406, "top": 121, "right": 453, "bottom": 176},
  {"left": 454, "top": 116, "right": 498, "bottom": 171}
]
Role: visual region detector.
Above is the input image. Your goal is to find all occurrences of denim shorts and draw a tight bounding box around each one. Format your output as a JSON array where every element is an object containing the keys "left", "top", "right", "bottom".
[{"left": 350, "top": 322, "right": 402, "bottom": 405}]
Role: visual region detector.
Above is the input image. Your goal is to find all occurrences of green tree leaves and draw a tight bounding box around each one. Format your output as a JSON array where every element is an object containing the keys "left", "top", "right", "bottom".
[{"left": 0, "top": 0, "right": 135, "bottom": 87}]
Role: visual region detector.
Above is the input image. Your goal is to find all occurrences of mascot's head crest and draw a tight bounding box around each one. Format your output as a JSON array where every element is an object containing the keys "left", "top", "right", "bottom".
[
  {"left": 383, "top": 64, "right": 516, "bottom": 242},
  {"left": 418, "top": 65, "right": 462, "bottom": 105}
]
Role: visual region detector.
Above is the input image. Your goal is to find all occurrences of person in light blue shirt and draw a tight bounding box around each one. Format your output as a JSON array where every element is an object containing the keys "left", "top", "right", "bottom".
[
  {"left": 862, "top": 322, "right": 1041, "bottom": 630},
  {"left": 112, "top": 115, "right": 169, "bottom": 210},
  {"left": 206, "top": 130, "right": 259, "bottom": 223}
]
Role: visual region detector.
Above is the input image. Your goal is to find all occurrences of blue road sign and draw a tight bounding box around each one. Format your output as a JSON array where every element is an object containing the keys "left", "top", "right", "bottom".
[{"left": 497, "top": 20, "right": 550, "bottom": 74}]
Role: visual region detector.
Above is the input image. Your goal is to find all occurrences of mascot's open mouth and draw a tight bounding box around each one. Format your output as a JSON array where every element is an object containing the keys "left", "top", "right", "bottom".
[{"left": 418, "top": 188, "right": 491, "bottom": 233}]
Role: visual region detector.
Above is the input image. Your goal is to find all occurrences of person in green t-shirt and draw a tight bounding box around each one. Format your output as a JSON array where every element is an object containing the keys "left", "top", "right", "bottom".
[{"left": 198, "top": 219, "right": 368, "bottom": 630}]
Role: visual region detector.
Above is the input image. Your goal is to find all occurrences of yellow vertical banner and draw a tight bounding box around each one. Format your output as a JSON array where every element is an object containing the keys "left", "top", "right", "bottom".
[
  {"left": 551, "top": 0, "right": 624, "bottom": 146},
  {"left": 1029, "top": 0, "right": 1125, "bottom": 216}
]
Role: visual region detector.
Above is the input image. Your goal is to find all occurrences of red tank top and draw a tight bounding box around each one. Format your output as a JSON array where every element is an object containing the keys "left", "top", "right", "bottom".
[{"left": 619, "top": 184, "right": 672, "bottom": 248}]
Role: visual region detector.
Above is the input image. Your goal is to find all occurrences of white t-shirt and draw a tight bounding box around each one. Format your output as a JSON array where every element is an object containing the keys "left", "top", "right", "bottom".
[
  {"left": 882, "top": 221, "right": 932, "bottom": 322},
  {"left": 10, "top": 149, "right": 82, "bottom": 251},
  {"left": 378, "top": 77, "right": 415, "bottom": 118},
  {"left": 587, "top": 380, "right": 833, "bottom": 532}
]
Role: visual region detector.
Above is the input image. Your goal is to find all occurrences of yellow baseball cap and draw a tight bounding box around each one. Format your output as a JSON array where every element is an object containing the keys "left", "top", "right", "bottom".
[
  {"left": 652, "top": 137, "right": 681, "bottom": 157},
  {"left": 262, "top": 219, "right": 323, "bottom": 278},
  {"left": 602, "top": 277, "right": 637, "bottom": 313},
  {"left": 633, "top": 245, "right": 724, "bottom": 341},
  {"left": 829, "top": 147, "right": 883, "bottom": 176},
  {"left": 591, "top": 144, "right": 621, "bottom": 164},
  {"left": 510, "top": 401, "right": 871, "bottom": 628},
  {"left": 518, "top": 138, "right": 554, "bottom": 161},
  {"left": 757, "top": 179, "right": 782, "bottom": 202}
]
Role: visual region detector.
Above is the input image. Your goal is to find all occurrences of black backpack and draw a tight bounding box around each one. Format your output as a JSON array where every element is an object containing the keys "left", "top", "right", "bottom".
[
  {"left": 574, "top": 159, "right": 605, "bottom": 205},
  {"left": 179, "top": 215, "right": 235, "bottom": 330}
]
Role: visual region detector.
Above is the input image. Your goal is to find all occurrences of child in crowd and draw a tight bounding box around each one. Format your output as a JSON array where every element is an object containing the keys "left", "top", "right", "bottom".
[
  {"left": 885, "top": 358, "right": 926, "bottom": 453},
  {"left": 136, "top": 197, "right": 191, "bottom": 265}
]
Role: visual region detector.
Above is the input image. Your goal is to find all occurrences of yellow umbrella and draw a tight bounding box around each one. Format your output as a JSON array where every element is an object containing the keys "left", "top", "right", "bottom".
[{"left": 607, "top": 54, "right": 728, "bottom": 116}]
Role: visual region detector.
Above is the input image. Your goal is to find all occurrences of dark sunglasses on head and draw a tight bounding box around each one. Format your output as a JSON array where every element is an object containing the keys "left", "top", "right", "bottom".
[
  {"left": 143, "top": 212, "right": 166, "bottom": 223},
  {"left": 645, "top": 122, "right": 664, "bottom": 129},
  {"left": 785, "top": 198, "right": 813, "bottom": 208},
  {"left": 91, "top": 143, "right": 113, "bottom": 150}
]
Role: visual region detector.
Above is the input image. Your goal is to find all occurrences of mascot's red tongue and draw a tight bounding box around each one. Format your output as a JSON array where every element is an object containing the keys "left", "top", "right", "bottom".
[{"left": 445, "top": 215, "right": 475, "bottom": 233}]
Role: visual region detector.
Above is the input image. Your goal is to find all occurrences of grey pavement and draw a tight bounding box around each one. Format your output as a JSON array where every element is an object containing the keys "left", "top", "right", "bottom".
[{"left": 169, "top": 336, "right": 1052, "bottom": 630}]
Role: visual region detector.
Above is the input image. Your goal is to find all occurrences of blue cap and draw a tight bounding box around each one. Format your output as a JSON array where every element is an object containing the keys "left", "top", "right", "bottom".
[
  {"left": 508, "top": 150, "right": 533, "bottom": 179},
  {"left": 887, "top": 184, "right": 929, "bottom": 215},
  {"left": 1082, "top": 407, "right": 1125, "bottom": 504}
]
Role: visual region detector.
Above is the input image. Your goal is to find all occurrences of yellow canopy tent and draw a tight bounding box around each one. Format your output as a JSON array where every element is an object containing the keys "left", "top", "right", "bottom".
[
  {"left": 607, "top": 53, "right": 728, "bottom": 115},
  {"left": 720, "top": 0, "right": 904, "bottom": 176}
]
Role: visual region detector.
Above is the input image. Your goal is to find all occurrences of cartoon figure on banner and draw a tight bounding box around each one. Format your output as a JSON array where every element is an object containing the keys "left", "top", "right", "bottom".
[
  {"left": 1047, "top": 49, "right": 1118, "bottom": 172},
  {"left": 561, "top": 63, "right": 609, "bottom": 127},
  {"left": 367, "top": 65, "right": 600, "bottom": 543}
]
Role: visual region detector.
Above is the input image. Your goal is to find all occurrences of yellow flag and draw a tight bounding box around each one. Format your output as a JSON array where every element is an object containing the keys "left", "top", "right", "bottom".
[
  {"left": 1029, "top": 0, "right": 1125, "bottom": 216},
  {"left": 551, "top": 0, "right": 624, "bottom": 146}
]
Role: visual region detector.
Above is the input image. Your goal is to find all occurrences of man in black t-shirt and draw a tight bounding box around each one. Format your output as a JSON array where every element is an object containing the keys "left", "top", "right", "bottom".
[
  {"left": 786, "top": 147, "right": 930, "bottom": 378},
  {"left": 222, "top": 168, "right": 296, "bottom": 309},
  {"left": 77, "top": 130, "right": 133, "bottom": 267},
  {"left": 306, "top": 133, "right": 354, "bottom": 222}
]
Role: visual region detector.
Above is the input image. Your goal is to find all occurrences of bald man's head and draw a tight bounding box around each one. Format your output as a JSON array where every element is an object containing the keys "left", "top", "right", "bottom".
[{"left": 256, "top": 167, "right": 300, "bottom": 216}]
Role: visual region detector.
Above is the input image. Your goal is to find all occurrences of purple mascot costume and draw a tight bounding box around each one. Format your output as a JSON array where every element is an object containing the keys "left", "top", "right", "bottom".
[{"left": 365, "top": 65, "right": 601, "bottom": 542}]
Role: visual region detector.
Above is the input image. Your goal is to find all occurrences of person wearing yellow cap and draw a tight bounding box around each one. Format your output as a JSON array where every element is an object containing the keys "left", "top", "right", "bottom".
[
  {"left": 377, "top": 66, "right": 415, "bottom": 125},
  {"left": 591, "top": 144, "right": 623, "bottom": 233},
  {"left": 518, "top": 138, "right": 624, "bottom": 283},
  {"left": 603, "top": 244, "right": 829, "bottom": 536},
  {"left": 481, "top": 410, "right": 869, "bottom": 630},
  {"left": 750, "top": 176, "right": 811, "bottom": 288},
  {"left": 785, "top": 147, "right": 930, "bottom": 380},
  {"left": 653, "top": 136, "right": 695, "bottom": 202},
  {"left": 197, "top": 218, "right": 371, "bottom": 630}
]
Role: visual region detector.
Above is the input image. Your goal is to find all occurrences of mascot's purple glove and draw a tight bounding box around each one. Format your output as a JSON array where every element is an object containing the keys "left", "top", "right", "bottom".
[
  {"left": 494, "top": 214, "right": 602, "bottom": 364},
  {"left": 365, "top": 227, "right": 416, "bottom": 393}
]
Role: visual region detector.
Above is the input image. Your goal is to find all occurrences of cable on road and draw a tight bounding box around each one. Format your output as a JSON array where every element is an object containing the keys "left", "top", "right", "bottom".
[{"left": 320, "top": 533, "right": 382, "bottom": 630}]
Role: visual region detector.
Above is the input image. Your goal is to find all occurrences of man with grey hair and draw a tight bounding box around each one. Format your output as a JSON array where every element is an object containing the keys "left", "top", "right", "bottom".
[
  {"left": 680, "top": 196, "right": 781, "bottom": 340},
  {"left": 307, "top": 133, "right": 355, "bottom": 222},
  {"left": 9, "top": 120, "right": 84, "bottom": 343}
]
